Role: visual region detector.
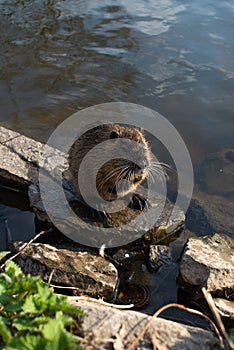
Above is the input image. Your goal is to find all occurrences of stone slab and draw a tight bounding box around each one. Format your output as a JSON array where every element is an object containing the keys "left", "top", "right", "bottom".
[
  {"left": 69, "top": 299, "right": 221, "bottom": 350},
  {"left": 10, "top": 242, "right": 118, "bottom": 301},
  {"left": 179, "top": 233, "right": 234, "bottom": 296},
  {"left": 0, "top": 126, "right": 185, "bottom": 246}
]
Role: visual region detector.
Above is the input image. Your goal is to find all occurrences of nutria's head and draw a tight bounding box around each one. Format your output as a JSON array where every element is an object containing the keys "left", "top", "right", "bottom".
[{"left": 68, "top": 123, "right": 153, "bottom": 201}]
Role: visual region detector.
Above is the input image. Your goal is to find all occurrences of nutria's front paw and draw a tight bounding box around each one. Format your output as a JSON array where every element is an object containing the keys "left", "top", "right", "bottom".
[{"left": 129, "top": 193, "right": 149, "bottom": 211}]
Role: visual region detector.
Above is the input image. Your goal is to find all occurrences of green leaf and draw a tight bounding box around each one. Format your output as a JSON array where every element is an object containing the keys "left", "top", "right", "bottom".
[
  {"left": 0, "top": 261, "right": 85, "bottom": 350},
  {"left": 0, "top": 282, "right": 6, "bottom": 294},
  {"left": 0, "top": 272, "right": 12, "bottom": 284},
  {"left": 4, "top": 261, "right": 23, "bottom": 279},
  {"left": 22, "top": 295, "right": 43, "bottom": 314},
  {"left": 12, "top": 317, "right": 38, "bottom": 332},
  {"left": 6, "top": 335, "right": 45, "bottom": 350},
  {"left": 42, "top": 312, "right": 72, "bottom": 341},
  {"left": 36, "top": 281, "right": 52, "bottom": 299},
  {"left": 4, "top": 300, "right": 24, "bottom": 312},
  {"left": 31, "top": 315, "right": 51, "bottom": 326},
  {"left": 42, "top": 314, "right": 79, "bottom": 350},
  {"left": 0, "top": 293, "right": 11, "bottom": 306},
  {"left": 56, "top": 298, "right": 86, "bottom": 316},
  {"left": 0, "top": 316, "right": 12, "bottom": 344}
]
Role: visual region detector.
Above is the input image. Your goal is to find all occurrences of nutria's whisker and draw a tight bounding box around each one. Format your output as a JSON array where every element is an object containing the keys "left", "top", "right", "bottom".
[
  {"left": 107, "top": 166, "right": 130, "bottom": 195},
  {"left": 100, "top": 165, "right": 128, "bottom": 184},
  {"left": 99, "top": 165, "right": 129, "bottom": 196},
  {"left": 146, "top": 169, "right": 155, "bottom": 185},
  {"left": 151, "top": 161, "right": 173, "bottom": 175},
  {"left": 98, "top": 165, "right": 129, "bottom": 191},
  {"left": 151, "top": 161, "right": 170, "bottom": 173},
  {"left": 151, "top": 162, "right": 168, "bottom": 172},
  {"left": 147, "top": 166, "right": 166, "bottom": 184}
]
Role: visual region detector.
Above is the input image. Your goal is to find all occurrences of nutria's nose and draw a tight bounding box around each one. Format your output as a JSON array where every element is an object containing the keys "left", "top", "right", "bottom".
[
  {"left": 133, "top": 173, "right": 143, "bottom": 183},
  {"left": 133, "top": 163, "right": 141, "bottom": 172}
]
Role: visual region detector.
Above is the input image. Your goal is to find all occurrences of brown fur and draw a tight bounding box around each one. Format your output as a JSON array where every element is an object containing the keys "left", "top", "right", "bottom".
[{"left": 68, "top": 123, "right": 151, "bottom": 201}]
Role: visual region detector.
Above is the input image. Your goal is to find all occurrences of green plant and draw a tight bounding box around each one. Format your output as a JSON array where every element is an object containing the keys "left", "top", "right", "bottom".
[
  {"left": 0, "top": 260, "right": 85, "bottom": 350},
  {"left": 229, "top": 328, "right": 234, "bottom": 343}
]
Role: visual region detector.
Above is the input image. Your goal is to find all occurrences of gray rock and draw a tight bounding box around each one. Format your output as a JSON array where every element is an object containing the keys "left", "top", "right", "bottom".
[
  {"left": 0, "top": 127, "right": 38, "bottom": 189},
  {"left": 214, "top": 298, "right": 234, "bottom": 327},
  {"left": 29, "top": 180, "right": 185, "bottom": 247},
  {"left": 69, "top": 299, "right": 221, "bottom": 350},
  {"left": 0, "top": 126, "right": 185, "bottom": 247},
  {"left": 179, "top": 234, "right": 234, "bottom": 296},
  {"left": 10, "top": 242, "right": 118, "bottom": 301},
  {"left": 0, "top": 126, "right": 66, "bottom": 190},
  {"left": 149, "top": 245, "right": 172, "bottom": 271}
]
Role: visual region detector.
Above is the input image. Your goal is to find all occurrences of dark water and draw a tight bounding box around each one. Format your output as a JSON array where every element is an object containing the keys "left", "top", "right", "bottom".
[
  {"left": 0, "top": 187, "right": 35, "bottom": 251},
  {"left": 0, "top": 0, "right": 233, "bottom": 319},
  {"left": 0, "top": 0, "right": 233, "bottom": 154}
]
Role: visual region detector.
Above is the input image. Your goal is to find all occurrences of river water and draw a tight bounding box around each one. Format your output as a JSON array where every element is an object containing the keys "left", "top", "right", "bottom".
[
  {"left": 0, "top": 0, "right": 233, "bottom": 315},
  {"left": 0, "top": 0, "right": 233, "bottom": 153}
]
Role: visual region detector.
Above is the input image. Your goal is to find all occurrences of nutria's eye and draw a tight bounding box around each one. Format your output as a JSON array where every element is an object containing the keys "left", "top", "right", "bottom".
[{"left": 110, "top": 131, "right": 119, "bottom": 139}]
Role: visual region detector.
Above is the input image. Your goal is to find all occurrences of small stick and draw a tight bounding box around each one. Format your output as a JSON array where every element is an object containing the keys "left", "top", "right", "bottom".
[
  {"left": 47, "top": 269, "right": 55, "bottom": 285},
  {"left": 48, "top": 282, "right": 80, "bottom": 290},
  {"left": 127, "top": 303, "right": 224, "bottom": 350},
  {"left": 47, "top": 281, "right": 134, "bottom": 309},
  {"left": 202, "top": 287, "right": 234, "bottom": 350},
  {"left": 0, "top": 229, "right": 49, "bottom": 270},
  {"left": 67, "top": 295, "right": 134, "bottom": 309}
]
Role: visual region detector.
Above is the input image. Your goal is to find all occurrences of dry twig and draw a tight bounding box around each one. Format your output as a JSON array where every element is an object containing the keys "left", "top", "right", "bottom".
[
  {"left": 127, "top": 302, "right": 224, "bottom": 350},
  {"left": 149, "top": 332, "right": 170, "bottom": 350},
  {"left": 67, "top": 295, "right": 134, "bottom": 309},
  {"left": 0, "top": 229, "right": 49, "bottom": 270},
  {"left": 202, "top": 287, "right": 234, "bottom": 350}
]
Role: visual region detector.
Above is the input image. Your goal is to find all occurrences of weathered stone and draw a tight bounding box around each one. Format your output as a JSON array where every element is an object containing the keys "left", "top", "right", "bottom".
[
  {"left": 201, "top": 148, "right": 234, "bottom": 196},
  {"left": 0, "top": 126, "right": 65, "bottom": 190},
  {"left": 10, "top": 242, "right": 118, "bottom": 301},
  {"left": 214, "top": 298, "right": 234, "bottom": 328},
  {"left": 142, "top": 188, "right": 185, "bottom": 245},
  {"left": 0, "top": 127, "right": 38, "bottom": 189},
  {"left": 179, "top": 234, "right": 234, "bottom": 296},
  {"left": 149, "top": 245, "right": 172, "bottom": 271},
  {"left": 29, "top": 180, "right": 185, "bottom": 247},
  {"left": 0, "top": 126, "right": 185, "bottom": 247},
  {"left": 69, "top": 299, "right": 221, "bottom": 350}
]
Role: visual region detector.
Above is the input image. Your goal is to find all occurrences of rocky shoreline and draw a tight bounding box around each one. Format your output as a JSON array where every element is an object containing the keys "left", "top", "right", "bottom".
[{"left": 0, "top": 126, "right": 233, "bottom": 349}]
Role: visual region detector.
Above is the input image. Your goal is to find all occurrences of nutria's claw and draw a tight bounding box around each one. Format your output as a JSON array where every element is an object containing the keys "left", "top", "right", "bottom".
[
  {"left": 129, "top": 194, "right": 150, "bottom": 211},
  {"left": 102, "top": 210, "right": 112, "bottom": 220}
]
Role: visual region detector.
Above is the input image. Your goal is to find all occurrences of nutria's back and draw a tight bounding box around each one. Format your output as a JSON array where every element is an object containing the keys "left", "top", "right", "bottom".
[{"left": 68, "top": 123, "right": 151, "bottom": 201}]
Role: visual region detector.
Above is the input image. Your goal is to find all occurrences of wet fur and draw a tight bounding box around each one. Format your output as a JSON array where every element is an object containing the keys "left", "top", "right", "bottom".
[{"left": 68, "top": 123, "right": 165, "bottom": 203}]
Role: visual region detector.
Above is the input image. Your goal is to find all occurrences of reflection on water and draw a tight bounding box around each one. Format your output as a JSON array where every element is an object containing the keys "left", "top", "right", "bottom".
[
  {"left": 0, "top": 0, "right": 233, "bottom": 153},
  {"left": 0, "top": 187, "right": 35, "bottom": 250},
  {"left": 0, "top": 205, "right": 35, "bottom": 251}
]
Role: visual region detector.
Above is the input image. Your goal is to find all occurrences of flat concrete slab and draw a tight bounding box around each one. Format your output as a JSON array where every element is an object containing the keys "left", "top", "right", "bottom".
[{"left": 0, "top": 126, "right": 185, "bottom": 247}]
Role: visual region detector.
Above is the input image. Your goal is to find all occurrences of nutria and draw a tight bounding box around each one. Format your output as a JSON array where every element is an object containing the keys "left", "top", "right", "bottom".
[{"left": 68, "top": 123, "right": 161, "bottom": 208}]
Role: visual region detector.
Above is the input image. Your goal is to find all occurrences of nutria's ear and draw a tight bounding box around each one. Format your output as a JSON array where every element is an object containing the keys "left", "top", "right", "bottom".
[{"left": 110, "top": 131, "right": 119, "bottom": 139}]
